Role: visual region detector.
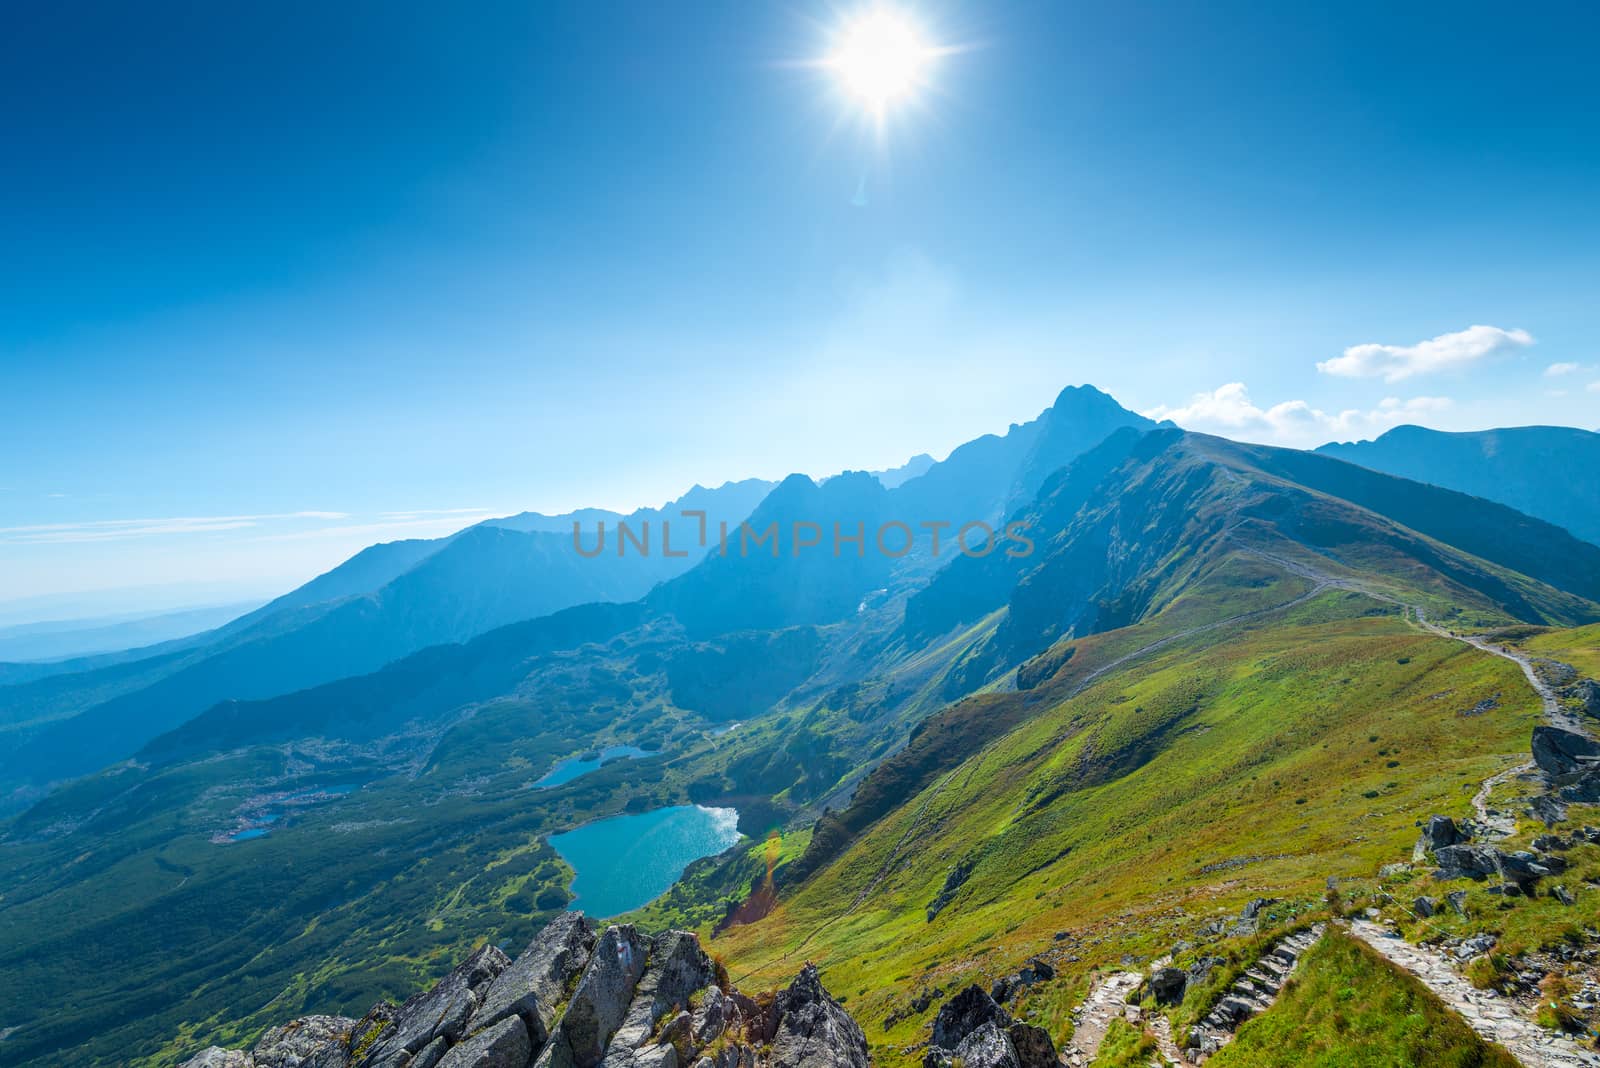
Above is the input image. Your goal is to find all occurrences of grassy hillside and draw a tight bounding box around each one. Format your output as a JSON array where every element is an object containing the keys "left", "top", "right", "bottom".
[
  {"left": 706, "top": 590, "right": 1540, "bottom": 1065},
  {"left": 1209, "top": 928, "right": 1521, "bottom": 1067}
]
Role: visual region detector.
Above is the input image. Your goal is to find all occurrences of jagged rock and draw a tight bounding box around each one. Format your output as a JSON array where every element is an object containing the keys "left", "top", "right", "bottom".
[
  {"left": 607, "top": 930, "right": 716, "bottom": 1054},
  {"left": 359, "top": 944, "right": 511, "bottom": 1067},
  {"left": 950, "top": 1021, "right": 1019, "bottom": 1068},
  {"left": 348, "top": 1004, "right": 395, "bottom": 1065},
  {"left": 535, "top": 924, "right": 649, "bottom": 1068},
  {"left": 478, "top": 912, "right": 596, "bottom": 1040},
  {"left": 769, "top": 964, "right": 869, "bottom": 1068},
  {"left": 1413, "top": 896, "right": 1438, "bottom": 919},
  {"left": 690, "top": 985, "right": 733, "bottom": 1045},
  {"left": 930, "top": 986, "right": 1012, "bottom": 1050},
  {"left": 1445, "top": 891, "right": 1469, "bottom": 917},
  {"left": 1532, "top": 834, "right": 1571, "bottom": 852},
  {"left": 436, "top": 1016, "right": 531, "bottom": 1068},
  {"left": 1005, "top": 1022, "right": 1058, "bottom": 1068},
  {"left": 185, "top": 929, "right": 867, "bottom": 1068},
  {"left": 1150, "top": 967, "right": 1187, "bottom": 1006},
  {"left": 411, "top": 1038, "right": 448, "bottom": 1068},
  {"left": 1532, "top": 726, "right": 1600, "bottom": 777},
  {"left": 1456, "top": 934, "right": 1497, "bottom": 961},
  {"left": 1553, "top": 885, "right": 1577, "bottom": 906},
  {"left": 253, "top": 1015, "right": 357, "bottom": 1068},
  {"left": 182, "top": 1050, "right": 254, "bottom": 1068}
]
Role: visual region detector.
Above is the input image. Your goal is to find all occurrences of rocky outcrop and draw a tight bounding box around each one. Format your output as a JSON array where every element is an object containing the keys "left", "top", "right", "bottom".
[
  {"left": 1531, "top": 726, "right": 1600, "bottom": 778},
  {"left": 180, "top": 916, "right": 868, "bottom": 1068},
  {"left": 921, "top": 986, "right": 1056, "bottom": 1068}
]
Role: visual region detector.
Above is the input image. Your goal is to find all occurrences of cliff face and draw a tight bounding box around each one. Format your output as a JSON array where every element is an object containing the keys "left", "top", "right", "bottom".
[{"left": 178, "top": 913, "right": 869, "bottom": 1068}]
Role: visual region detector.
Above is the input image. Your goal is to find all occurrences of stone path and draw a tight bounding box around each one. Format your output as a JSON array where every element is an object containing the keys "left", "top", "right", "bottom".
[
  {"left": 1062, "top": 970, "right": 1145, "bottom": 1065},
  {"left": 1348, "top": 920, "right": 1600, "bottom": 1068}
]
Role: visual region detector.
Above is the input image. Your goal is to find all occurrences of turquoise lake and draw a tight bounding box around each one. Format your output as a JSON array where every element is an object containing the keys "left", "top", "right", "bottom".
[
  {"left": 534, "top": 745, "right": 657, "bottom": 788},
  {"left": 547, "top": 805, "right": 740, "bottom": 917}
]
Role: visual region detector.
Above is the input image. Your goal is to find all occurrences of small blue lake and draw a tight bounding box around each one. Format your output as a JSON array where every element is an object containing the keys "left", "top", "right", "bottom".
[
  {"left": 547, "top": 805, "right": 741, "bottom": 917},
  {"left": 534, "top": 745, "right": 656, "bottom": 788}
]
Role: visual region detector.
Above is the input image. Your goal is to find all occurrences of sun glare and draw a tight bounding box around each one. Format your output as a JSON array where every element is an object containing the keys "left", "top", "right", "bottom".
[{"left": 828, "top": 9, "right": 935, "bottom": 115}]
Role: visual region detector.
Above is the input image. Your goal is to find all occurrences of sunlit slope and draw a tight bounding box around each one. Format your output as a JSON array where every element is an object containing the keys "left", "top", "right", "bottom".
[{"left": 712, "top": 593, "right": 1539, "bottom": 1065}]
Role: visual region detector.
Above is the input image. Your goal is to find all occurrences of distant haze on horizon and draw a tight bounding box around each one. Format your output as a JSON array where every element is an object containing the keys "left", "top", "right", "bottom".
[{"left": 3, "top": 1, "right": 1597, "bottom": 615}]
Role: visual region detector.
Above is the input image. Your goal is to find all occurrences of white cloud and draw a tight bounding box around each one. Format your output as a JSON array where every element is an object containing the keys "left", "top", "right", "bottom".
[
  {"left": 1545, "top": 362, "right": 1581, "bottom": 377},
  {"left": 1144, "top": 383, "right": 1453, "bottom": 447},
  {"left": 1589, "top": 380, "right": 1600, "bottom": 393},
  {"left": 1317, "top": 325, "right": 1533, "bottom": 382}
]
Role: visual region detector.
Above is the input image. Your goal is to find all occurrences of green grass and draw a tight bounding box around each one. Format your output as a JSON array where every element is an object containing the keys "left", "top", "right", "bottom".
[
  {"left": 1089, "top": 1016, "right": 1159, "bottom": 1067},
  {"left": 1208, "top": 929, "right": 1520, "bottom": 1067}
]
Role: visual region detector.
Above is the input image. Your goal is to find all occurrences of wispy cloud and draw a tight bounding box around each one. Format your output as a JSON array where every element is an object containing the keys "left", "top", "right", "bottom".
[
  {"left": 252, "top": 513, "right": 503, "bottom": 542},
  {"left": 1144, "top": 383, "right": 1452, "bottom": 447},
  {"left": 1545, "top": 361, "right": 1581, "bottom": 377},
  {"left": 1589, "top": 380, "right": 1600, "bottom": 394},
  {"left": 0, "top": 512, "right": 349, "bottom": 544},
  {"left": 1316, "top": 325, "right": 1533, "bottom": 382}
]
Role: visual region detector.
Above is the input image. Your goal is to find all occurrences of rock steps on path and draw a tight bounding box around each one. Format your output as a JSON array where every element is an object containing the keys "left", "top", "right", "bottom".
[
  {"left": 179, "top": 913, "right": 870, "bottom": 1068},
  {"left": 1348, "top": 920, "right": 1600, "bottom": 1068},
  {"left": 1185, "top": 925, "right": 1324, "bottom": 1063}
]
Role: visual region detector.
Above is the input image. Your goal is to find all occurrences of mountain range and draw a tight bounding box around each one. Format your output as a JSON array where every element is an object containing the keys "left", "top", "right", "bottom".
[{"left": 1, "top": 386, "right": 1598, "bottom": 1067}]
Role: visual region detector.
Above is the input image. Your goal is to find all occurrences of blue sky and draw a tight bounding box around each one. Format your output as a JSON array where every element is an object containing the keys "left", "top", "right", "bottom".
[{"left": 3, "top": 1, "right": 1598, "bottom": 611}]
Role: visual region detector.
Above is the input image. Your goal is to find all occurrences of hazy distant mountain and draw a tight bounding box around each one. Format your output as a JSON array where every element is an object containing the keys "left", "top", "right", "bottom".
[
  {"left": 1317, "top": 424, "right": 1600, "bottom": 545},
  {"left": 0, "top": 481, "right": 772, "bottom": 792},
  {"left": 0, "top": 601, "right": 259, "bottom": 666},
  {"left": 867, "top": 453, "right": 935, "bottom": 489}
]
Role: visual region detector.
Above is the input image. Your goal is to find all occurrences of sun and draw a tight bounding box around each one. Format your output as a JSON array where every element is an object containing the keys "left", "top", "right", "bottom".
[{"left": 827, "top": 9, "right": 936, "bottom": 116}]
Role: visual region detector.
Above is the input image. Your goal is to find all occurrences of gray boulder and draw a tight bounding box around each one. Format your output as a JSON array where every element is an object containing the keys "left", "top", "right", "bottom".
[
  {"left": 1532, "top": 726, "right": 1600, "bottom": 777},
  {"left": 1414, "top": 815, "right": 1468, "bottom": 858},
  {"left": 535, "top": 925, "right": 649, "bottom": 1068},
  {"left": 436, "top": 1016, "right": 531, "bottom": 1068},
  {"left": 1150, "top": 967, "right": 1187, "bottom": 1006},
  {"left": 769, "top": 964, "right": 869, "bottom": 1068},
  {"left": 1005, "top": 1022, "right": 1058, "bottom": 1068},
  {"left": 1434, "top": 844, "right": 1501, "bottom": 881},
  {"left": 950, "top": 1022, "right": 1020, "bottom": 1068},
  {"left": 1413, "top": 896, "right": 1437, "bottom": 919},
  {"left": 477, "top": 912, "right": 596, "bottom": 1041},
  {"left": 930, "top": 985, "right": 1012, "bottom": 1050}
]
